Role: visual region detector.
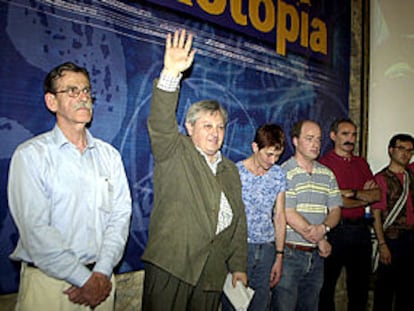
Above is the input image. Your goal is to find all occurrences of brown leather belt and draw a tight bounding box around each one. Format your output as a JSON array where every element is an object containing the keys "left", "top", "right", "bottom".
[
  {"left": 286, "top": 243, "right": 317, "bottom": 252},
  {"left": 27, "top": 262, "right": 96, "bottom": 270}
]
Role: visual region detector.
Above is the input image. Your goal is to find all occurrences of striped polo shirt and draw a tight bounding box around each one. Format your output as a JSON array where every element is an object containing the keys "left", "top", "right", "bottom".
[{"left": 282, "top": 156, "right": 342, "bottom": 247}]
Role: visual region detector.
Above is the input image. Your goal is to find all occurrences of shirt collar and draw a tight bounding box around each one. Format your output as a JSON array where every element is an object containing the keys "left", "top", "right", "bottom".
[
  {"left": 52, "top": 124, "right": 96, "bottom": 150},
  {"left": 195, "top": 146, "right": 222, "bottom": 174},
  {"left": 331, "top": 150, "right": 355, "bottom": 162},
  {"left": 291, "top": 156, "right": 321, "bottom": 173}
]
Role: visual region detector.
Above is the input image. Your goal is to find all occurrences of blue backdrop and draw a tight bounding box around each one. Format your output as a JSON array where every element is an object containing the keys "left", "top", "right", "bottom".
[{"left": 0, "top": 0, "right": 350, "bottom": 293}]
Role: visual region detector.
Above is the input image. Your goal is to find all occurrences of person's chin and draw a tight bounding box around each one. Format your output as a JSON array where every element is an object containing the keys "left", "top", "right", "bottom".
[
  {"left": 207, "top": 143, "right": 221, "bottom": 151},
  {"left": 208, "top": 149, "right": 219, "bottom": 155},
  {"left": 309, "top": 152, "right": 319, "bottom": 160},
  {"left": 343, "top": 144, "right": 354, "bottom": 150},
  {"left": 264, "top": 164, "right": 272, "bottom": 170},
  {"left": 204, "top": 147, "right": 219, "bottom": 155}
]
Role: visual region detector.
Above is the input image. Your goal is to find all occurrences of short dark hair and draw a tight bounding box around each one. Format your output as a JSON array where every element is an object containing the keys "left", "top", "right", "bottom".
[
  {"left": 388, "top": 133, "right": 414, "bottom": 148},
  {"left": 254, "top": 124, "right": 285, "bottom": 150},
  {"left": 43, "top": 62, "right": 90, "bottom": 94},
  {"left": 330, "top": 118, "right": 356, "bottom": 134},
  {"left": 291, "top": 120, "right": 320, "bottom": 139}
]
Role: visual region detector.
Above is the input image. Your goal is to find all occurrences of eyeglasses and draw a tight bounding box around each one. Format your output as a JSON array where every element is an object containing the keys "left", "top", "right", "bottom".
[
  {"left": 393, "top": 146, "right": 414, "bottom": 155},
  {"left": 53, "top": 86, "right": 92, "bottom": 98}
]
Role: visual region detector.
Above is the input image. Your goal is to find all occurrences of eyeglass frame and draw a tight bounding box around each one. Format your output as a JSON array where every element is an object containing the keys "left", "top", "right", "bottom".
[
  {"left": 392, "top": 145, "right": 414, "bottom": 155},
  {"left": 52, "top": 86, "right": 93, "bottom": 98}
]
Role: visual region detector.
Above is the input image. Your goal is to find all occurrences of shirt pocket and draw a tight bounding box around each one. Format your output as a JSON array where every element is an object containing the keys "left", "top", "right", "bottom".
[{"left": 96, "top": 176, "right": 113, "bottom": 213}]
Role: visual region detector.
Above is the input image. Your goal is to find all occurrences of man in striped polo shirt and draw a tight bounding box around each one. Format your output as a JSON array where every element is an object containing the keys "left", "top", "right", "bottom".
[{"left": 271, "top": 120, "right": 342, "bottom": 311}]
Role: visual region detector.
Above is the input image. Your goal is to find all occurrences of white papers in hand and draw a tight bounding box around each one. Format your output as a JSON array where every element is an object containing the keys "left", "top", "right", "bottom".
[{"left": 223, "top": 273, "right": 255, "bottom": 311}]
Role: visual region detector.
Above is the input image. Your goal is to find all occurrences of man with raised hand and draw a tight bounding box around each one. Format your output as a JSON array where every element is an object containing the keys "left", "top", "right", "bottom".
[{"left": 142, "top": 29, "right": 247, "bottom": 311}]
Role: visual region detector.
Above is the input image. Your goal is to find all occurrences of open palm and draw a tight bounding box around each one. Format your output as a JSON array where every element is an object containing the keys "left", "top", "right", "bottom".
[{"left": 163, "top": 29, "right": 195, "bottom": 76}]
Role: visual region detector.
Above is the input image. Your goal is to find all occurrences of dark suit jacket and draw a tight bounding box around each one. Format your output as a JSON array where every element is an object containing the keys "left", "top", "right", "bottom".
[{"left": 142, "top": 81, "right": 247, "bottom": 291}]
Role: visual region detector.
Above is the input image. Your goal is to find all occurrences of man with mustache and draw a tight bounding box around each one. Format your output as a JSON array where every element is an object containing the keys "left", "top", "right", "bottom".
[
  {"left": 8, "top": 62, "right": 132, "bottom": 310},
  {"left": 318, "top": 118, "right": 381, "bottom": 311}
]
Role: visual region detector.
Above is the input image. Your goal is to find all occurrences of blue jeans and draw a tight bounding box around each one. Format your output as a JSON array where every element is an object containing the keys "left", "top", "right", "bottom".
[
  {"left": 222, "top": 242, "right": 276, "bottom": 311},
  {"left": 271, "top": 245, "right": 324, "bottom": 311}
]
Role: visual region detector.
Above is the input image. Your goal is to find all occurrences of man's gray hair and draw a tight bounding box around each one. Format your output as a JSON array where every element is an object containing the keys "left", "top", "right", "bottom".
[{"left": 185, "top": 100, "right": 228, "bottom": 126}]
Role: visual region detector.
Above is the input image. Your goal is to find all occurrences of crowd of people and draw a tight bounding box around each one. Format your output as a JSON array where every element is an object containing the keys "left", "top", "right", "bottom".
[{"left": 6, "top": 29, "right": 414, "bottom": 311}]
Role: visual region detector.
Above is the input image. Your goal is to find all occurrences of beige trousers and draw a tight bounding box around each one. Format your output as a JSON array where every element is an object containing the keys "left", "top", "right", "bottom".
[{"left": 15, "top": 264, "right": 115, "bottom": 311}]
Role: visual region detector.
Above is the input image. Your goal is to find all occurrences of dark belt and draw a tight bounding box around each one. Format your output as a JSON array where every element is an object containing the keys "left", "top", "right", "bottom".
[
  {"left": 286, "top": 243, "right": 317, "bottom": 252},
  {"left": 27, "top": 262, "right": 96, "bottom": 270}
]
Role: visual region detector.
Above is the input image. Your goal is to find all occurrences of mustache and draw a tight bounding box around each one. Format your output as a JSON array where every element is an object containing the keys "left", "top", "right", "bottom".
[
  {"left": 343, "top": 141, "right": 355, "bottom": 146},
  {"left": 73, "top": 101, "right": 93, "bottom": 111}
]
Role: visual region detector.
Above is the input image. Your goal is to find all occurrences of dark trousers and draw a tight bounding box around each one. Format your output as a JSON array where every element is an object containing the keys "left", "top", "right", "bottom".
[
  {"left": 319, "top": 220, "right": 372, "bottom": 311},
  {"left": 142, "top": 263, "right": 221, "bottom": 311},
  {"left": 373, "top": 230, "right": 414, "bottom": 311}
]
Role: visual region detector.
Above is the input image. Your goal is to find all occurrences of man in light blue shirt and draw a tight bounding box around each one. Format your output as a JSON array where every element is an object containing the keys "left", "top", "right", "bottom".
[{"left": 8, "top": 62, "right": 131, "bottom": 310}]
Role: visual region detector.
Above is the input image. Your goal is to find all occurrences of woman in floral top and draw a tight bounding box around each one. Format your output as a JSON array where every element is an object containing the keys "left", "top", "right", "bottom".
[{"left": 223, "top": 124, "right": 287, "bottom": 311}]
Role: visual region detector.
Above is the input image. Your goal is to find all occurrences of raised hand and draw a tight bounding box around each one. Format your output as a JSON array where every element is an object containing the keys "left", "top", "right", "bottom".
[{"left": 162, "top": 29, "right": 195, "bottom": 77}]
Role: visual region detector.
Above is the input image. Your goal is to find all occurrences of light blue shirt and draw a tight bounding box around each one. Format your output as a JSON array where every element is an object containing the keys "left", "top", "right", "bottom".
[{"left": 8, "top": 125, "right": 131, "bottom": 287}]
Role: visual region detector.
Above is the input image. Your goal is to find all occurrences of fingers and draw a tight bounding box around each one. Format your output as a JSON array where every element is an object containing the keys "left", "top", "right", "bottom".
[
  {"left": 63, "top": 285, "right": 77, "bottom": 295},
  {"left": 64, "top": 286, "right": 90, "bottom": 306},
  {"left": 231, "top": 272, "right": 248, "bottom": 287},
  {"left": 170, "top": 29, "right": 193, "bottom": 51},
  {"left": 178, "top": 29, "right": 186, "bottom": 47},
  {"left": 364, "top": 180, "right": 377, "bottom": 189},
  {"left": 165, "top": 33, "right": 172, "bottom": 49},
  {"left": 162, "top": 28, "right": 195, "bottom": 76},
  {"left": 184, "top": 32, "right": 193, "bottom": 53},
  {"left": 173, "top": 29, "right": 179, "bottom": 47}
]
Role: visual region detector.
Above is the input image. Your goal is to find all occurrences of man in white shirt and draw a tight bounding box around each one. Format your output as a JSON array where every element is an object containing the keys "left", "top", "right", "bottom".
[{"left": 8, "top": 62, "right": 131, "bottom": 310}]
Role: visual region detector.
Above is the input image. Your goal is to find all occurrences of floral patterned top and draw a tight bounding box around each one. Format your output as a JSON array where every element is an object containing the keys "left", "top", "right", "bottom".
[{"left": 237, "top": 161, "right": 287, "bottom": 243}]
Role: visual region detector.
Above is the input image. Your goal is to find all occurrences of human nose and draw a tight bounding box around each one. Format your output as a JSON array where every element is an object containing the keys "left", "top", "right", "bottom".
[
  {"left": 311, "top": 138, "right": 320, "bottom": 146},
  {"left": 269, "top": 155, "right": 279, "bottom": 164},
  {"left": 78, "top": 89, "right": 90, "bottom": 100},
  {"left": 211, "top": 126, "right": 219, "bottom": 137},
  {"left": 210, "top": 124, "right": 223, "bottom": 136}
]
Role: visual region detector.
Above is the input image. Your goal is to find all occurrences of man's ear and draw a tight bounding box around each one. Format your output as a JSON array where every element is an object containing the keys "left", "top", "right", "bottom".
[
  {"left": 185, "top": 122, "right": 193, "bottom": 136},
  {"left": 44, "top": 93, "right": 58, "bottom": 113},
  {"left": 292, "top": 136, "right": 298, "bottom": 148},
  {"left": 329, "top": 131, "right": 336, "bottom": 141}
]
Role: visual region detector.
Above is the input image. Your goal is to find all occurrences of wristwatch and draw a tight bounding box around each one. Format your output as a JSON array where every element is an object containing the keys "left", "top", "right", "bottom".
[{"left": 323, "top": 223, "right": 331, "bottom": 234}]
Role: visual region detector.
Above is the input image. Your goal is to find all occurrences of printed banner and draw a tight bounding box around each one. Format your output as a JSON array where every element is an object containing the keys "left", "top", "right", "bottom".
[{"left": 145, "top": 0, "right": 336, "bottom": 61}]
